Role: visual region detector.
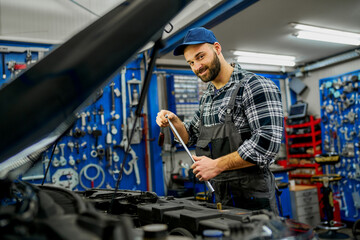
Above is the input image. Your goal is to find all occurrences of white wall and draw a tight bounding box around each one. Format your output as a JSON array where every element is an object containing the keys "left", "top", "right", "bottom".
[{"left": 296, "top": 58, "right": 360, "bottom": 118}]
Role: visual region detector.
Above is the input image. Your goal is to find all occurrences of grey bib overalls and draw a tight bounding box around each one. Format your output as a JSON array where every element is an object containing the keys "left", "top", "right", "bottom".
[{"left": 195, "top": 83, "right": 278, "bottom": 214}]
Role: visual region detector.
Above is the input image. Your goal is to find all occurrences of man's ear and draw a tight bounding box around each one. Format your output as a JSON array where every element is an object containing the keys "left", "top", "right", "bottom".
[{"left": 213, "top": 42, "right": 221, "bottom": 55}]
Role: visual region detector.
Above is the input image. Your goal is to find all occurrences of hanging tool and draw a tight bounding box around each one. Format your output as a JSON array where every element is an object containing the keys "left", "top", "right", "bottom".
[
  {"left": 59, "top": 143, "right": 67, "bottom": 166},
  {"left": 106, "top": 146, "right": 113, "bottom": 168},
  {"left": 340, "top": 186, "right": 349, "bottom": 217},
  {"left": 97, "top": 145, "right": 105, "bottom": 160},
  {"left": 92, "top": 107, "right": 97, "bottom": 122},
  {"left": 106, "top": 122, "right": 112, "bottom": 145},
  {"left": 165, "top": 115, "right": 214, "bottom": 193},
  {"left": 81, "top": 112, "right": 87, "bottom": 128},
  {"left": 352, "top": 187, "right": 360, "bottom": 218},
  {"left": 25, "top": 50, "right": 33, "bottom": 65},
  {"left": 127, "top": 73, "right": 142, "bottom": 107},
  {"left": 52, "top": 168, "right": 79, "bottom": 190},
  {"left": 99, "top": 105, "right": 105, "bottom": 125},
  {"left": 119, "top": 68, "right": 140, "bottom": 185},
  {"left": 329, "top": 129, "right": 335, "bottom": 153},
  {"left": 2, "top": 53, "right": 6, "bottom": 79},
  {"left": 92, "top": 129, "right": 102, "bottom": 147},
  {"left": 128, "top": 111, "right": 142, "bottom": 144},
  {"left": 79, "top": 163, "right": 105, "bottom": 190},
  {"left": 111, "top": 124, "right": 118, "bottom": 135},
  {"left": 110, "top": 82, "right": 116, "bottom": 115}
]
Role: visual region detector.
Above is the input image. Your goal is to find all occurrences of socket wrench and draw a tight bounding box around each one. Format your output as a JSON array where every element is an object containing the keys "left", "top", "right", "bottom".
[{"left": 165, "top": 115, "right": 215, "bottom": 193}]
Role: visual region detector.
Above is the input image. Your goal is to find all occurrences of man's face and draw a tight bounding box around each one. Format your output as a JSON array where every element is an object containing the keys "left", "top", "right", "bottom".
[{"left": 184, "top": 43, "right": 221, "bottom": 83}]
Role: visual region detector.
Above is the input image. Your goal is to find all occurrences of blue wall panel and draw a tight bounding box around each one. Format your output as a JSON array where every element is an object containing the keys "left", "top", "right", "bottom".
[
  {"left": 319, "top": 69, "right": 360, "bottom": 222},
  {"left": 1, "top": 41, "right": 152, "bottom": 193}
]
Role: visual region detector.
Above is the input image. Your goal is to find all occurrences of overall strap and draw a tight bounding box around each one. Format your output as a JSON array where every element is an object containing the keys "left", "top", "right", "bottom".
[
  {"left": 199, "top": 99, "right": 206, "bottom": 127},
  {"left": 225, "top": 83, "right": 242, "bottom": 122}
]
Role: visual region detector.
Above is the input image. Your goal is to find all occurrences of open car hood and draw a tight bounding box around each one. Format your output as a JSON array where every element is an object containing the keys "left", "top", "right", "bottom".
[{"left": 0, "top": 0, "right": 190, "bottom": 174}]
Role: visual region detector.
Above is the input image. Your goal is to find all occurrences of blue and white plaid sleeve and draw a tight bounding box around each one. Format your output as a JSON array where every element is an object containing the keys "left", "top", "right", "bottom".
[{"left": 237, "top": 76, "right": 284, "bottom": 168}]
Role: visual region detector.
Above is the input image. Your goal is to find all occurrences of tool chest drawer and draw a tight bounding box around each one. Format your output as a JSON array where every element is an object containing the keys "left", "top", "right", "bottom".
[
  {"left": 290, "top": 185, "right": 321, "bottom": 226},
  {"left": 297, "top": 213, "right": 321, "bottom": 228},
  {"left": 291, "top": 186, "right": 318, "bottom": 207},
  {"left": 293, "top": 203, "right": 319, "bottom": 217}
]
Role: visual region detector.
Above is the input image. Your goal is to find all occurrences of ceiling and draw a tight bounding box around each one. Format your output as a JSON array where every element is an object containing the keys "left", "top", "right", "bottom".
[
  {"left": 0, "top": 0, "right": 359, "bottom": 73},
  {"left": 158, "top": 0, "right": 360, "bottom": 73}
]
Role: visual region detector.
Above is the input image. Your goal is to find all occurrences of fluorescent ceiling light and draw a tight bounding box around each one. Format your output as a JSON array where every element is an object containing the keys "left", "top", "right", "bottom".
[
  {"left": 291, "top": 23, "right": 360, "bottom": 46},
  {"left": 295, "top": 31, "right": 360, "bottom": 46},
  {"left": 292, "top": 23, "right": 360, "bottom": 38},
  {"left": 237, "top": 57, "right": 295, "bottom": 66},
  {"left": 233, "top": 51, "right": 296, "bottom": 66},
  {"left": 233, "top": 51, "right": 295, "bottom": 61},
  {"left": 239, "top": 63, "right": 293, "bottom": 73}
]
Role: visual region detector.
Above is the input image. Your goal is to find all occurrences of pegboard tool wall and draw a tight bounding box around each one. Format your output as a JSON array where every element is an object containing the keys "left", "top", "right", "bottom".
[
  {"left": 35, "top": 59, "right": 149, "bottom": 191},
  {"left": 319, "top": 69, "right": 360, "bottom": 222},
  {"left": 0, "top": 41, "right": 52, "bottom": 84},
  {"left": 1, "top": 41, "right": 154, "bottom": 193}
]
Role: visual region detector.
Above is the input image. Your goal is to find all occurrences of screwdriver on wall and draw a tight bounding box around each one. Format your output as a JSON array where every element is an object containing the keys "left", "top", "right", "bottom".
[{"left": 165, "top": 115, "right": 215, "bottom": 193}]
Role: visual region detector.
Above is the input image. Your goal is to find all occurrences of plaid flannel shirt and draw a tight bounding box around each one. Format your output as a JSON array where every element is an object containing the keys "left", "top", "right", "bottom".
[{"left": 184, "top": 63, "right": 284, "bottom": 168}]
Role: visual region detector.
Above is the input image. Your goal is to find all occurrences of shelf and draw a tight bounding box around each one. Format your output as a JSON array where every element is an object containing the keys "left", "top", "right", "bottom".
[
  {"left": 288, "top": 153, "right": 315, "bottom": 158},
  {"left": 288, "top": 163, "right": 320, "bottom": 168},
  {"left": 288, "top": 151, "right": 322, "bottom": 158},
  {"left": 285, "top": 115, "right": 322, "bottom": 162},
  {"left": 287, "top": 130, "right": 321, "bottom": 138},
  {"left": 288, "top": 163, "right": 322, "bottom": 177},
  {"left": 289, "top": 140, "right": 322, "bottom": 148},
  {"left": 286, "top": 118, "right": 321, "bottom": 128},
  {"left": 289, "top": 174, "right": 313, "bottom": 178}
]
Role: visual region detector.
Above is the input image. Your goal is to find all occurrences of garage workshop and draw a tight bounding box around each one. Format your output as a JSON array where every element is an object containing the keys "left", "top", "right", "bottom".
[{"left": 0, "top": 0, "right": 360, "bottom": 239}]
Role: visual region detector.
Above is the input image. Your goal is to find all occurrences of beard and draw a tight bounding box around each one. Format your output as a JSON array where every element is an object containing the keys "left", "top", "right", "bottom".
[{"left": 195, "top": 51, "right": 221, "bottom": 83}]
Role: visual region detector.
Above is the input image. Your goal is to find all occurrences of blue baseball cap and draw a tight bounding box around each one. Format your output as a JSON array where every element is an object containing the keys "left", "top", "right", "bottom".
[{"left": 173, "top": 27, "right": 217, "bottom": 56}]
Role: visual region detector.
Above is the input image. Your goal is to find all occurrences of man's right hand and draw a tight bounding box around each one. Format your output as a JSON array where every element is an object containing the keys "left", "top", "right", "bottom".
[
  {"left": 156, "top": 110, "right": 189, "bottom": 145},
  {"left": 156, "top": 110, "right": 178, "bottom": 127}
]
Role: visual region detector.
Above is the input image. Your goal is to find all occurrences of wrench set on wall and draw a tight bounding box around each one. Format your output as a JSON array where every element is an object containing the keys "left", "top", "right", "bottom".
[{"left": 319, "top": 69, "right": 360, "bottom": 222}]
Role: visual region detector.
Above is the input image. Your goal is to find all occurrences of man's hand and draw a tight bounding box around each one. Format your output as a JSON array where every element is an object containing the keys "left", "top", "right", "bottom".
[
  {"left": 191, "top": 155, "right": 223, "bottom": 181},
  {"left": 156, "top": 110, "right": 178, "bottom": 127},
  {"left": 156, "top": 110, "right": 189, "bottom": 144}
]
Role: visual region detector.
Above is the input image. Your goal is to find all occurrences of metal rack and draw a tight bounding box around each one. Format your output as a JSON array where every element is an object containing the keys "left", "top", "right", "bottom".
[{"left": 285, "top": 116, "right": 323, "bottom": 183}]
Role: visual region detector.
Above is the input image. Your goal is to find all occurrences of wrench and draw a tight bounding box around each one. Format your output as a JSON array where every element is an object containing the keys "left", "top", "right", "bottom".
[{"left": 165, "top": 115, "right": 214, "bottom": 193}]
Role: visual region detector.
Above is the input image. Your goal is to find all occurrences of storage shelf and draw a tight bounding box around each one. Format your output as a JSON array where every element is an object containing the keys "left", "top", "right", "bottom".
[
  {"left": 289, "top": 174, "right": 313, "bottom": 178},
  {"left": 285, "top": 115, "right": 323, "bottom": 185},
  {"left": 288, "top": 153, "right": 315, "bottom": 158},
  {"left": 288, "top": 163, "right": 320, "bottom": 168},
  {"left": 287, "top": 130, "right": 321, "bottom": 138},
  {"left": 286, "top": 118, "right": 321, "bottom": 128},
  {"left": 289, "top": 140, "right": 322, "bottom": 148},
  {"left": 288, "top": 150, "right": 322, "bottom": 158}
]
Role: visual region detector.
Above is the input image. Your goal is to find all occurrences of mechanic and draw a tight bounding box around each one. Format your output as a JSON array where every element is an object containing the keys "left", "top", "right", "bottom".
[{"left": 156, "top": 27, "right": 284, "bottom": 214}]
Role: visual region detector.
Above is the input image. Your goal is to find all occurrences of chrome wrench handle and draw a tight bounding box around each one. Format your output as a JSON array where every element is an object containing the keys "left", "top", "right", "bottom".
[{"left": 165, "top": 115, "right": 215, "bottom": 193}]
